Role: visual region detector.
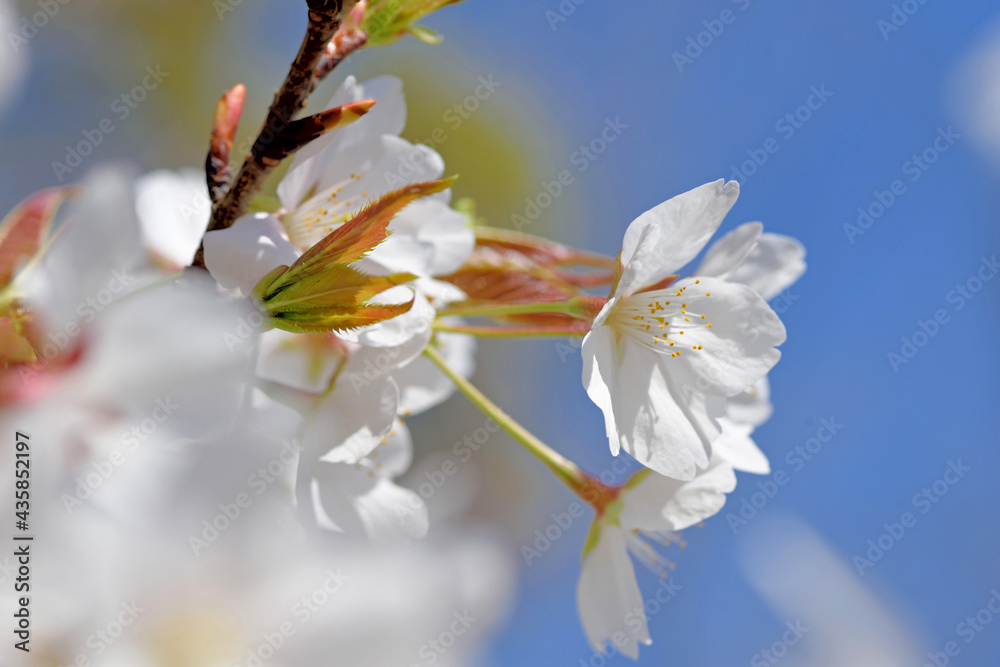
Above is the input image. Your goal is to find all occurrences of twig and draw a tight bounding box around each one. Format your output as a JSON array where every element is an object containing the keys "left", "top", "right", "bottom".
[
  {"left": 310, "top": 28, "right": 368, "bottom": 95},
  {"left": 214, "top": 3, "right": 342, "bottom": 228},
  {"left": 195, "top": 2, "right": 347, "bottom": 268},
  {"left": 205, "top": 84, "right": 246, "bottom": 205}
]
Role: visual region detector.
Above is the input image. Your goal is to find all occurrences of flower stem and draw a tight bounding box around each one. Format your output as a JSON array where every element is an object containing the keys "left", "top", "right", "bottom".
[
  {"left": 422, "top": 345, "right": 587, "bottom": 493},
  {"left": 473, "top": 226, "right": 618, "bottom": 269}
]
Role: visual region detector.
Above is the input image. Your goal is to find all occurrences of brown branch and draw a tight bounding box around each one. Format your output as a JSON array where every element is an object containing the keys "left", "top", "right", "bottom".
[
  {"left": 310, "top": 28, "right": 368, "bottom": 95},
  {"left": 214, "top": 4, "right": 341, "bottom": 229},
  {"left": 257, "top": 99, "right": 376, "bottom": 164},
  {"left": 192, "top": 1, "right": 349, "bottom": 268}
]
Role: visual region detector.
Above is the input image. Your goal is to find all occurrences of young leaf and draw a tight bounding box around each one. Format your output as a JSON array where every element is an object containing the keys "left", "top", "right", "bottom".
[
  {"left": 267, "top": 177, "right": 455, "bottom": 293},
  {"left": 0, "top": 187, "right": 75, "bottom": 289},
  {"left": 269, "top": 299, "right": 415, "bottom": 334}
]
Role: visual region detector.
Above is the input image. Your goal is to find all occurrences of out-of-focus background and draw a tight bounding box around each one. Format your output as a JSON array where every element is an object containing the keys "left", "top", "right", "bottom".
[{"left": 3, "top": 0, "right": 1000, "bottom": 664}]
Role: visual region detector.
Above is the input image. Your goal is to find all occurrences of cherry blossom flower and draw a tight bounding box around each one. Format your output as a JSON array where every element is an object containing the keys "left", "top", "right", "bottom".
[
  {"left": 204, "top": 75, "right": 472, "bottom": 303},
  {"left": 581, "top": 180, "right": 787, "bottom": 480},
  {"left": 576, "top": 458, "right": 737, "bottom": 658}
]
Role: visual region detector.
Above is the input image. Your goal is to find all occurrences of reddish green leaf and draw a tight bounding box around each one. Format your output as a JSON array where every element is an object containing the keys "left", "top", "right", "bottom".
[
  {"left": 269, "top": 299, "right": 415, "bottom": 334},
  {"left": 0, "top": 187, "right": 75, "bottom": 288},
  {"left": 264, "top": 265, "right": 416, "bottom": 314}
]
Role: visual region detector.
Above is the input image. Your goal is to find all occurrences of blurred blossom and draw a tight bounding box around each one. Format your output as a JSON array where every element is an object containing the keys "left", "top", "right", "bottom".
[
  {"left": 951, "top": 17, "right": 1000, "bottom": 168},
  {"left": 1, "top": 413, "right": 514, "bottom": 667},
  {"left": 740, "top": 514, "right": 922, "bottom": 667}
]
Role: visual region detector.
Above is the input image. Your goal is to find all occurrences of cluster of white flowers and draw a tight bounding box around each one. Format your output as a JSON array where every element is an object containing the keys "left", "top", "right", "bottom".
[
  {"left": 0, "top": 0, "right": 805, "bottom": 662},
  {"left": 577, "top": 182, "right": 805, "bottom": 657}
]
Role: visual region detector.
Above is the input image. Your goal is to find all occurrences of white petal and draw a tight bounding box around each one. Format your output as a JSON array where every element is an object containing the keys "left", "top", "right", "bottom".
[
  {"left": 395, "top": 329, "right": 476, "bottom": 416},
  {"left": 581, "top": 326, "right": 620, "bottom": 455},
  {"left": 340, "top": 326, "right": 432, "bottom": 382},
  {"left": 352, "top": 288, "right": 435, "bottom": 348},
  {"left": 726, "top": 233, "right": 807, "bottom": 301},
  {"left": 304, "top": 373, "right": 398, "bottom": 464},
  {"left": 203, "top": 213, "right": 299, "bottom": 294},
  {"left": 369, "top": 419, "right": 413, "bottom": 479},
  {"left": 418, "top": 277, "right": 467, "bottom": 305},
  {"left": 576, "top": 524, "right": 649, "bottom": 659},
  {"left": 255, "top": 328, "right": 347, "bottom": 393},
  {"left": 311, "top": 461, "right": 428, "bottom": 542},
  {"left": 135, "top": 168, "right": 211, "bottom": 268},
  {"left": 619, "top": 458, "right": 737, "bottom": 533},
  {"left": 695, "top": 221, "right": 763, "bottom": 278},
  {"left": 711, "top": 417, "right": 771, "bottom": 474},
  {"left": 356, "top": 477, "right": 428, "bottom": 541},
  {"left": 726, "top": 376, "right": 773, "bottom": 428},
  {"left": 80, "top": 273, "right": 255, "bottom": 439},
  {"left": 617, "top": 180, "right": 739, "bottom": 297},
  {"left": 18, "top": 165, "right": 144, "bottom": 334},
  {"left": 282, "top": 135, "right": 445, "bottom": 250},
  {"left": 369, "top": 199, "right": 474, "bottom": 276},
  {"left": 304, "top": 336, "right": 430, "bottom": 460},
  {"left": 604, "top": 335, "right": 710, "bottom": 480},
  {"left": 279, "top": 75, "right": 407, "bottom": 210},
  {"left": 662, "top": 277, "right": 785, "bottom": 396}
]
